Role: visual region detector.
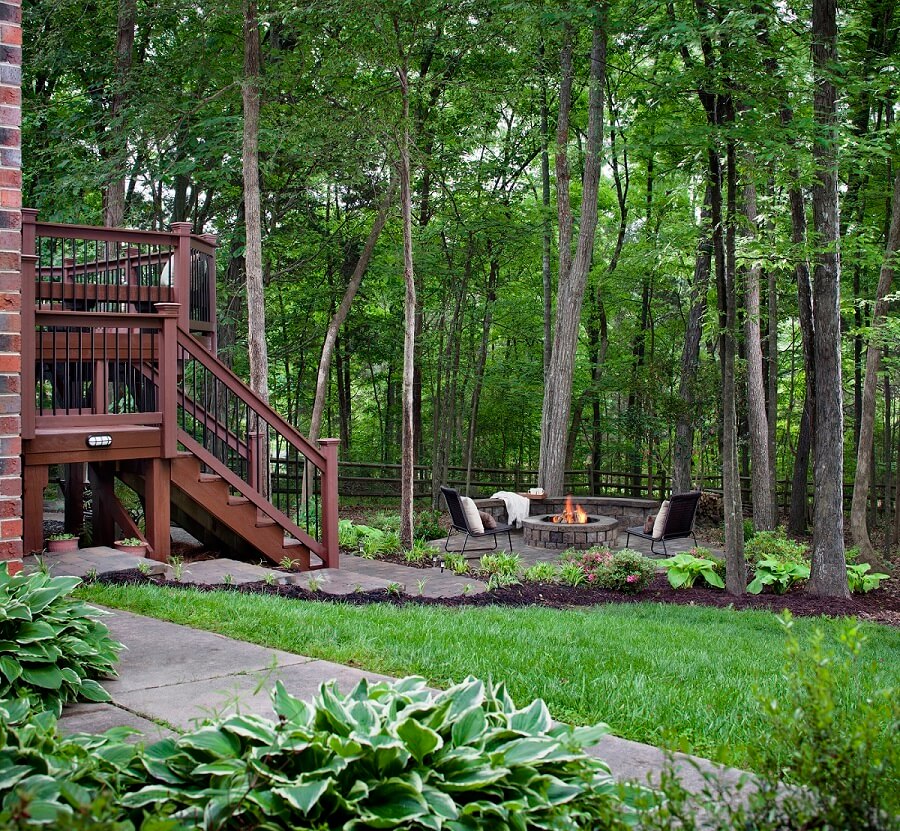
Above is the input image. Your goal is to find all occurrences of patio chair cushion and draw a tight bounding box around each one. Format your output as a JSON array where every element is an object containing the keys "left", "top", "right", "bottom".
[
  {"left": 651, "top": 500, "right": 670, "bottom": 540},
  {"left": 460, "top": 496, "right": 484, "bottom": 533},
  {"left": 479, "top": 510, "right": 497, "bottom": 530}
]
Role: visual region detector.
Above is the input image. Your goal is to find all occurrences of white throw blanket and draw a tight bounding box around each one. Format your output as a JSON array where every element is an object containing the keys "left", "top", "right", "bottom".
[{"left": 491, "top": 491, "right": 531, "bottom": 528}]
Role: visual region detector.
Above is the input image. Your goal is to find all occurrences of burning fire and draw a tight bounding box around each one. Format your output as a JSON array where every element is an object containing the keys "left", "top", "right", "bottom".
[{"left": 551, "top": 496, "right": 589, "bottom": 524}]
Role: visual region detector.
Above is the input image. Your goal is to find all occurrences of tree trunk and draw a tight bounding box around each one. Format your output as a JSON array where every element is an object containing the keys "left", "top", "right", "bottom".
[
  {"left": 721, "top": 135, "right": 746, "bottom": 594},
  {"left": 787, "top": 168, "right": 816, "bottom": 534},
  {"left": 397, "top": 59, "right": 417, "bottom": 549},
  {"left": 849, "top": 171, "right": 900, "bottom": 572},
  {"left": 242, "top": 0, "right": 268, "bottom": 403},
  {"left": 464, "top": 263, "right": 498, "bottom": 494},
  {"left": 104, "top": 0, "right": 137, "bottom": 227},
  {"left": 540, "top": 45, "right": 553, "bottom": 375},
  {"left": 743, "top": 176, "right": 776, "bottom": 530},
  {"left": 808, "top": 0, "right": 849, "bottom": 597},
  {"left": 308, "top": 183, "right": 394, "bottom": 443},
  {"left": 538, "top": 12, "right": 606, "bottom": 495},
  {"left": 673, "top": 186, "right": 712, "bottom": 493}
]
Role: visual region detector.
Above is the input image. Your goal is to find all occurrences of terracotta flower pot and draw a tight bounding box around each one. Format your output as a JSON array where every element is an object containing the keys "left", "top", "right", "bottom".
[
  {"left": 114, "top": 541, "right": 149, "bottom": 556},
  {"left": 47, "top": 537, "right": 79, "bottom": 553}
]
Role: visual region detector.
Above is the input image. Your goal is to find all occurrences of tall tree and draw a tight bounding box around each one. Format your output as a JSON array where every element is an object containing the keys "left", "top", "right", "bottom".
[
  {"left": 396, "top": 26, "right": 417, "bottom": 549},
  {"left": 538, "top": 7, "right": 607, "bottom": 494},
  {"left": 242, "top": 0, "right": 269, "bottom": 403},
  {"left": 808, "top": 0, "right": 848, "bottom": 598},
  {"left": 850, "top": 171, "right": 900, "bottom": 572},
  {"left": 104, "top": 0, "right": 137, "bottom": 227}
]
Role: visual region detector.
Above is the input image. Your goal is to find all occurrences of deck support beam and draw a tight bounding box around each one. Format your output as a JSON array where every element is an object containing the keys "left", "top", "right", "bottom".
[
  {"left": 144, "top": 458, "right": 171, "bottom": 561},
  {"left": 23, "top": 465, "right": 48, "bottom": 556}
]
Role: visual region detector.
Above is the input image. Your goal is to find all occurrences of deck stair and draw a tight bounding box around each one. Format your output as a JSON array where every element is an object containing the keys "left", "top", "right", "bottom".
[{"left": 20, "top": 212, "right": 339, "bottom": 569}]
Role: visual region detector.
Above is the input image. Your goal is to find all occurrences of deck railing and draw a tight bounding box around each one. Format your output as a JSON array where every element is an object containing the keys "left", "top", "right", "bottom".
[{"left": 176, "top": 330, "right": 339, "bottom": 567}]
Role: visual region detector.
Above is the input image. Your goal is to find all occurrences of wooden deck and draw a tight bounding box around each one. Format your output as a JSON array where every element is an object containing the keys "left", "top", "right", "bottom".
[{"left": 21, "top": 212, "right": 339, "bottom": 570}]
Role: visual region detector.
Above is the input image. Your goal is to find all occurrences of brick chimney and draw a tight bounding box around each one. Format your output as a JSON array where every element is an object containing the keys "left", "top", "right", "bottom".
[{"left": 0, "top": 0, "right": 22, "bottom": 574}]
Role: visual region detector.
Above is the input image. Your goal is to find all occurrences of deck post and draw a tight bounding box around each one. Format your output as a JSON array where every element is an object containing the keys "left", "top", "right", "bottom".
[
  {"left": 63, "top": 463, "right": 85, "bottom": 536},
  {"left": 155, "top": 303, "right": 180, "bottom": 458},
  {"left": 144, "top": 457, "right": 171, "bottom": 562},
  {"left": 319, "top": 438, "right": 340, "bottom": 568},
  {"left": 23, "top": 465, "right": 48, "bottom": 556},
  {"left": 201, "top": 233, "right": 218, "bottom": 353},
  {"left": 88, "top": 463, "right": 115, "bottom": 546},
  {"left": 170, "top": 223, "right": 192, "bottom": 335}
]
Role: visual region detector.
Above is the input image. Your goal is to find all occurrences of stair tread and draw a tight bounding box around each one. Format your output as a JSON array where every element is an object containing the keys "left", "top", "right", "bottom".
[
  {"left": 227, "top": 496, "right": 250, "bottom": 506},
  {"left": 198, "top": 473, "right": 223, "bottom": 483}
]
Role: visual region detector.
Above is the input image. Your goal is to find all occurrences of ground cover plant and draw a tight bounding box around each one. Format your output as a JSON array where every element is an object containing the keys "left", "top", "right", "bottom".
[
  {"left": 0, "top": 571, "right": 121, "bottom": 715},
  {"left": 0, "top": 677, "right": 648, "bottom": 830},
  {"left": 76, "top": 582, "right": 900, "bottom": 774}
]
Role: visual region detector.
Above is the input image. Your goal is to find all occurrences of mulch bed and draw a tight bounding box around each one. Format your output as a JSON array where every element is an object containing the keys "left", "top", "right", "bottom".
[{"left": 92, "top": 569, "right": 899, "bottom": 626}]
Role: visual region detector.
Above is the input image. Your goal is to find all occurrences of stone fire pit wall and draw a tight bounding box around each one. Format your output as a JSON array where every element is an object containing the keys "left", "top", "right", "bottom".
[
  {"left": 473, "top": 496, "right": 658, "bottom": 530},
  {"left": 522, "top": 515, "right": 618, "bottom": 550}
]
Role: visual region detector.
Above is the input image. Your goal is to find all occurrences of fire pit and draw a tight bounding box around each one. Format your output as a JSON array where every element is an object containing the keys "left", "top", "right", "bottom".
[{"left": 521, "top": 496, "right": 618, "bottom": 550}]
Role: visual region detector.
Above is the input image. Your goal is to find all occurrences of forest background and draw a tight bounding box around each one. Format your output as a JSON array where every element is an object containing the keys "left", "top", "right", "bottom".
[{"left": 21, "top": 0, "right": 900, "bottom": 582}]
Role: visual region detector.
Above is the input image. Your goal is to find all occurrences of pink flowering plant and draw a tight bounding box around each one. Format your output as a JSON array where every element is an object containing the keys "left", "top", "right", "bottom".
[{"left": 562, "top": 546, "right": 655, "bottom": 593}]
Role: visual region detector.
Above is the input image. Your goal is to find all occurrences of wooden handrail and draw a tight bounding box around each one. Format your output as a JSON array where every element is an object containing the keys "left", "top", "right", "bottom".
[{"left": 177, "top": 330, "right": 327, "bottom": 470}]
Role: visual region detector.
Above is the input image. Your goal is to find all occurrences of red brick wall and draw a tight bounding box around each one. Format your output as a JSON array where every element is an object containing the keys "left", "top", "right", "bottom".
[{"left": 0, "top": 0, "right": 21, "bottom": 572}]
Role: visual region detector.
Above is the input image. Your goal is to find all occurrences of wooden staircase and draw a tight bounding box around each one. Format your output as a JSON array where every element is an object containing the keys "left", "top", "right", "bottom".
[
  {"left": 169, "top": 454, "right": 311, "bottom": 569},
  {"left": 21, "top": 214, "right": 340, "bottom": 570}
]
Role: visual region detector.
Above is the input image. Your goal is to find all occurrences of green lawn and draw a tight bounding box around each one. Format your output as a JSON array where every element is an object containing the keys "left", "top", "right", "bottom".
[{"left": 79, "top": 583, "right": 900, "bottom": 771}]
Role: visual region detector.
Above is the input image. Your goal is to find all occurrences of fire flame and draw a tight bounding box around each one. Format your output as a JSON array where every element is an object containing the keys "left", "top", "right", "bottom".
[{"left": 551, "top": 495, "right": 589, "bottom": 524}]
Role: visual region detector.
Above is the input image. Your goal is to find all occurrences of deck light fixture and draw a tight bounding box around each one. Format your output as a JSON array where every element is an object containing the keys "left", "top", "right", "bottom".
[{"left": 86, "top": 434, "right": 113, "bottom": 448}]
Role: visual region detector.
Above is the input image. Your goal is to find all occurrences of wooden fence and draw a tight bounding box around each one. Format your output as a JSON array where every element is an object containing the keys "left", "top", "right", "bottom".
[{"left": 335, "top": 460, "right": 897, "bottom": 517}]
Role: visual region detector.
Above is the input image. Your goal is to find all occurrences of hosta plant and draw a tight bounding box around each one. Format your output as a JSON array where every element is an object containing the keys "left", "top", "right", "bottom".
[
  {"left": 846, "top": 562, "right": 889, "bottom": 594},
  {"left": 659, "top": 553, "right": 725, "bottom": 589},
  {"left": 747, "top": 559, "right": 810, "bottom": 595},
  {"left": 119, "top": 676, "right": 647, "bottom": 829},
  {"left": 0, "top": 571, "right": 121, "bottom": 715}
]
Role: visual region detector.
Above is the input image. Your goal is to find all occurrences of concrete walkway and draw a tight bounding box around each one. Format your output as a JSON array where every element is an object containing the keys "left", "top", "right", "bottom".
[{"left": 58, "top": 607, "right": 746, "bottom": 794}]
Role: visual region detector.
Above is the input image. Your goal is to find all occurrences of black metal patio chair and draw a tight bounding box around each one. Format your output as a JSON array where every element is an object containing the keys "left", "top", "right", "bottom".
[
  {"left": 625, "top": 490, "right": 701, "bottom": 556},
  {"left": 440, "top": 486, "right": 514, "bottom": 561}
]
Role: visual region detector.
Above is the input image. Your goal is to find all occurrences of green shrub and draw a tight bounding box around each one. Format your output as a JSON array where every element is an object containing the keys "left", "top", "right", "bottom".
[
  {"left": 0, "top": 571, "right": 121, "bottom": 716},
  {"left": 747, "top": 559, "right": 810, "bottom": 595},
  {"left": 479, "top": 551, "right": 520, "bottom": 577},
  {"left": 563, "top": 546, "right": 613, "bottom": 587},
  {"left": 846, "top": 562, "right": 890, "bottom": 594},
  {"left": 369, "top": 511, "right": 401, "bottom": 533},
  {"left": 743, "top": 529, "right": 808, "bottom": 565},
  {"left": 595, "top": 549, "right": 656, "bottom": 593},
  {"left": 750, "top": 614, "right": 899, "bottom": 826},
  {"left": 658, "top": 552, "right": 725, "bottom": 589},
  {"left": 742, "top": 518, "right": 755, "bottom": 543},
  {"left": 0, "top": 678, "right": 650, "bottom": 830},
  {"left": 413, "top": 509, "right": 444, "bottom": 542},
  {"left": 486, "top": 572, "right": 521, "bottom": 591},
  {"left": 522, "top": 562, "right": 559, "bottom": 583}
]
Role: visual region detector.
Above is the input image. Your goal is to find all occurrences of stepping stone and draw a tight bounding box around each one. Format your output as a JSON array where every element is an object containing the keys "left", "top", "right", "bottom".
[
  {"left": 284, "top": 568, "right": 397, "bottom": 595},
  {"left": 176, "top": 558, "right": 277, "bottom": 585},
  {"left": 24, "top": 546, "right": 168, "bottom": 579}
]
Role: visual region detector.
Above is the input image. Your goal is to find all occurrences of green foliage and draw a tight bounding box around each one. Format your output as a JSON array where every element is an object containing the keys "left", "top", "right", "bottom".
[
  {"left": 742, "top": 519, "right": 755, "bottom": 543},
  {"left": 413, "top": 510, "right": 443, "bottom": 542},
  {"left": 658, "top": 552, "right": 725, "bottom": 589},
  {"left": 521, "top": 562, "right": 559, "bottom": 583},
  {"left": 338, "top": 518, "right": 361, "bottom": 549},
  {"left": 114, "top": 538, "right": 143, "bottom": 548},
  {"left": 561, "top": 548, "right": 656, "bottom": 593},
  {"left": 597, "top": 550, "right": 657, "bottom": 594},
  {"left": 46, "top": 534, "right": 77, "bottom": 542},
  {"left": 486, "top": 572, "right": 521, "bottom": 591},
  {"left": 846, "top": 563, "right": 890, "bottom": 594},
  {"left": 750, "top": 614, "right": 900, "bottom": 825},
  {"left": 0, "top": 678, "right": 648, "bottom": 830},
  {"left": 478, "top": 551, "right": 520, "bottom": 577},
  {"left": 404, "top": 541, "right": 439, "bottom": 565},
  {"left": 441, "top": 553, "right": 470, "bottom": 575},
  {"left": 558, "top": 561, "right": 586, "bottom": 587},
  {"left": 747, "top": 559, "right": 810, "bottom": 595},
  {"left": 0, "top": 572, "right": 121, "bottom": 716},
  {"left": 362, "top": 530, "right": 401, "bottom": 558},
  {"left": 369, "top": 512, "right": 401, "bottom": 533},
  {"left": 743, "top": 530, "right": 809, "bottom": 565}
]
